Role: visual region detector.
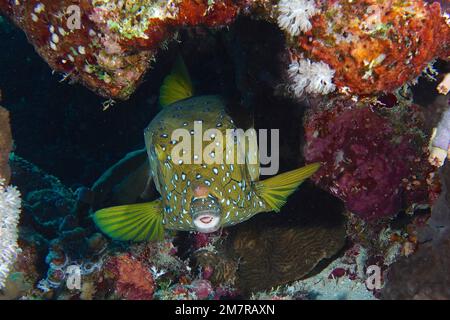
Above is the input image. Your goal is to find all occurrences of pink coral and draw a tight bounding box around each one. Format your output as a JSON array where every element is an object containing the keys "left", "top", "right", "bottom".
[
  {"left": 189, "top": 279, "right": 214, "bottom": 300},
  {"left": 193, "top": 232, "right": 215, "bottom": 249},
  {"left": 304, "top": 99, "right": 436, "bottom": 220}
]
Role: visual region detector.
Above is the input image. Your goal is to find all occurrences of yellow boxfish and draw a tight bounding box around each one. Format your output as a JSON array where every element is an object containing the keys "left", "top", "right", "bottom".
[{"left": 94, "top": 58, "right": 320, "bottom": 241}]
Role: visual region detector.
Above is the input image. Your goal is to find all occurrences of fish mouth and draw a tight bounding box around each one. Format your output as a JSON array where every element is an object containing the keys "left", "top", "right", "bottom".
[
  {"left": 200, "top": 216, "right": 214, "bottom": 224},
  {"left": 190, "top": 196, "right": 222, "bottom": 233}
]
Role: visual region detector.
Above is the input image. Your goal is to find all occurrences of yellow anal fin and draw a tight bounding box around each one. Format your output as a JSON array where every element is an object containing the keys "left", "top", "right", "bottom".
[
  {"left": 159, "top": 56, "right": 193, "bottom": 107},
  {"left": 93, "top": 200, "right": 164, "bottom": 242},
  {"left": 255, "top": 163, "right": 320, "bottom": 212}
]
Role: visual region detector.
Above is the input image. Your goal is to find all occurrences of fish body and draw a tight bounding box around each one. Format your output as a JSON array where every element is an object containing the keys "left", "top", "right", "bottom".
[
  {"left": 145, "top": 95, "right": 268, "bottom": 231},
  {"left": 94, "top": 58, "right": 320, "bottom": 241}
]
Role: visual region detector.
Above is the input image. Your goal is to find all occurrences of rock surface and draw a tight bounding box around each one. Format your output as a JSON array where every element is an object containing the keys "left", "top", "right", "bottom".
[{"left": 0, "top": 106, "right": 12, "bottom": 184}]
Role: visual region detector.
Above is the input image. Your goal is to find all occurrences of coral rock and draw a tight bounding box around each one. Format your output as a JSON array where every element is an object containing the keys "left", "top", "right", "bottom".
[
  {"left": 0, "top": 0, "right": 248, "bottom": 100},
  {"left": 296, "top": 0, "right": 450, "bottom": 95},
  {"left": 382, "top": 231, "right": 450, "bottom": 299}
]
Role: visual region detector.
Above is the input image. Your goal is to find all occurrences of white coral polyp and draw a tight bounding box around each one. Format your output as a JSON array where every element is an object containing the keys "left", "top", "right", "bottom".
[
  {"left": 277, "top": 0, "right": 319, "bottom": 36},
  {"left": 0, "top": 179, "right": 22, "bottom": 289},
  {"left": 288, "top": 59, "right": 336, "bottom": 96}
]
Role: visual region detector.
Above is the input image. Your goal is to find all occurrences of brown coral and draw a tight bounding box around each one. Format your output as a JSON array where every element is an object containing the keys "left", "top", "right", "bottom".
[
  {"left": 0, "top": 0, "right": 249, "bottom": 100},
  {"left": 192, "top": 250, "right": 238, "bottom": 286},
  {"left": 227, "top": 220, "right": 346, "bottom": 294},
  {"left": 0, "top": 106, "right": 12, "bottom": 184}
]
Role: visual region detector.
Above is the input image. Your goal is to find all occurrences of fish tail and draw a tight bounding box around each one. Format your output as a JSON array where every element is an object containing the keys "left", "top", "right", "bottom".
[
  {"left": 255, "top": 163, "right": 320, "bottom": 212},
  {"left": 159, "top": 56, "right": 193, "bottom": 107},
  {"left": 93, "top": 200, "right": 165, "bottom": 242}
]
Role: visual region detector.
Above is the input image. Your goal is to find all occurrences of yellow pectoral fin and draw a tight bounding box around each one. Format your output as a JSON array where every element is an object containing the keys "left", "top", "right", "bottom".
[
  {"left": 255, "top": 163, "right": 320, "bottom": 212},
  {"left": 159, "top": 56, "right": 193, "bottom": 107},
  {"left": 93, "top": 200, "right": 165, "bottom": 242}
]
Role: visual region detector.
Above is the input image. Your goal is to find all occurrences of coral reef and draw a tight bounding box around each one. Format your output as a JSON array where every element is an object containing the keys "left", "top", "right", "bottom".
[
  {"left": 102, "top": 253, "right": 155, "bottom": 300},
  {"left": 289, "top": 0, "right": 450, "bottom": 96},
  {"left": 0, "top": 143, "right": 444, "bottom": 300},
  {"left": 1, "top": 0, "right": 449, "bottom": 302},
  {"left": 304, "top": 97, "right": 438, "bottom": 220},
  {"left": 1, "top": 1, "right": 448, "bottom": 99},
  {"left": 0, "top": 0, "right": 251, "bottom": 100}
]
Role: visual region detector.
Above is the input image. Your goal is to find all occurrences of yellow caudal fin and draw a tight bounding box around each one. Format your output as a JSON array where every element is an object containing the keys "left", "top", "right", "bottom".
[
  {"left": 93, "top": 200, "right": 164, "bottom": 242},
  {"left": 159, "top": 56, "right": 193, "bottom": 107},
  {"left": 255, "top": 163, "right": 320, "bottom": 212}
]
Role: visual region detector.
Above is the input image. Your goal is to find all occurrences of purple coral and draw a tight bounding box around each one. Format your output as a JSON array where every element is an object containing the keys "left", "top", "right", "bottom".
[{"left": 304, "top": 100, "right": 434, "bottom": 220}]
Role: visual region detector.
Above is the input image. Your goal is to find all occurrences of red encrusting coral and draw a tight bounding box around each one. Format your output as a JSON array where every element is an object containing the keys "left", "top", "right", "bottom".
[
  {"left": 176, "top": 0, "right": 242, "bottom": 27},
  {"left": 304, "top": 98, "right": 438, "bottom": 220},
  {"left": 0, "top": 0, "right": 250, "bottom": 100},
  {"left": 297, "top": 0, "right": 450, "bottom": 95},
  {"left": 104, "top": 253, "right": 155, "bottom": 300}
]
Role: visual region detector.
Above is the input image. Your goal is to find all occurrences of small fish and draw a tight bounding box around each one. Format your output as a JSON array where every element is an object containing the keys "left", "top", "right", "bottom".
[{"left": 93, "top": 58, "right": 320, "bottom": 241}]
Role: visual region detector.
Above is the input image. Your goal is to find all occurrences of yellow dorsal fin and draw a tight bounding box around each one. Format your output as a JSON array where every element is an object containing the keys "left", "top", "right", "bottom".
[
  {"left": 159, "top": 56, "right": 193, "bottom": 107},
  {"left": 255, "top": 163, "right": 321, "bottom": 212},
  {"left": 93, "top": 199, "right": 164, "bottom": 242}
]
